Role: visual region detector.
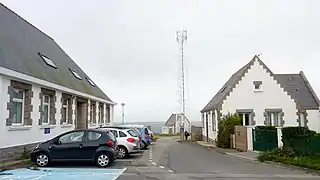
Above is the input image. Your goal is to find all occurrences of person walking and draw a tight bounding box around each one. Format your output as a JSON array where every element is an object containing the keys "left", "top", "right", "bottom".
[{"left": 184, "top": 130, "right": 190, "bottom": 141}]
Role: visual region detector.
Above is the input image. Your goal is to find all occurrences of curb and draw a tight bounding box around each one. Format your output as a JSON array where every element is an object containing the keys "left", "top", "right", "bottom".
[{"left": 262, "top": 160, "right": 320, "bottom": 176}]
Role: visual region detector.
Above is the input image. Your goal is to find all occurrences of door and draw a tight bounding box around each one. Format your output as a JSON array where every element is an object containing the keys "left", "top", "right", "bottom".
[
  {"left": 50, "top": 131, "right": 85, "bottom": 160},
  {"left": 83, "top": 131, "right": 104, "bottom": 160}
]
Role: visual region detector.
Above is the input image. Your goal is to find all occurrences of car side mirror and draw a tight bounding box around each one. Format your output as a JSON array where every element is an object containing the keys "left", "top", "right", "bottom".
[{"left": 54, "top": 139, "right": 61, "bottom": 145}]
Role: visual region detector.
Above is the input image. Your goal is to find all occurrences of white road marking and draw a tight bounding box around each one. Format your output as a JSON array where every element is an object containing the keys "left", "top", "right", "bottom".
[
  {"left": 224, "top": 152, "right": 256, "bottom": 161},
  {"left": 159, "top": 166, "right": 165, "bottom": 169},
  {"left": 115, "top": 159, "right": 134, "bottom": 162},
  {"left": 168, "top": 170, "right": 174, "bottom": 173},
  {"left": 152, "top": 162, "right": 157, "bottom": 165}
]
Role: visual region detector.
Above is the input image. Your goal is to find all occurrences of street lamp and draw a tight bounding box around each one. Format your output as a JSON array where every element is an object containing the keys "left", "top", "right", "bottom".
[{"left": 121, "top": 103, "right": 125, "bottom": 125}]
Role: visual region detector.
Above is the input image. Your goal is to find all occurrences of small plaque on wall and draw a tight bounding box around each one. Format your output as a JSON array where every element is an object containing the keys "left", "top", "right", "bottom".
[{"left": 44, "top": 128, "right": 50, "bottom": 134}]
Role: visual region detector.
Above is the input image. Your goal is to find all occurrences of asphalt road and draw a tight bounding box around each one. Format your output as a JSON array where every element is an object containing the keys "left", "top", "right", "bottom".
[{"left": 117, "top": 137, "right": 320, "bottom": 180}]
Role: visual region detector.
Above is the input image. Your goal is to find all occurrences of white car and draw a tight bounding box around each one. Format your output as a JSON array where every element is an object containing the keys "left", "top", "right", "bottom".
[{"left": 100, "top": 127, "right": 140, "bottom": 158}]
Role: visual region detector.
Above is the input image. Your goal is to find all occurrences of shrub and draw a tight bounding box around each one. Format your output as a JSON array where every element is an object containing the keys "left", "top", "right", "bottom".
[{"left": 216, "top": 113, "right": 241, "bottom": 148}]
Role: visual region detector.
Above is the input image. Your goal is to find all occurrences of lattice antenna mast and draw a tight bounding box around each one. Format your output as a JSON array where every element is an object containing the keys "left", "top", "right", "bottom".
[{"left": 176, "top": 29, "right": 187, "bottom": 120}]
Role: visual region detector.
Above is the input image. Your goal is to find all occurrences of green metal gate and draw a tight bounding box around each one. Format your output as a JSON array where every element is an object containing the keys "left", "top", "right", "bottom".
[{"left": 252, "top": 128, "right": 278, "bottom": 151}]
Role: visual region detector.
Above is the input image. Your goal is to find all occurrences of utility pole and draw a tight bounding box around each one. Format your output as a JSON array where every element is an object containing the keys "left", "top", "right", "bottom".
[
  {"left": 121, "top": 103, "right": 125, "bottom": 125},
  {"left": 176, "top": 29, "right": 187, "bottom": 140}
]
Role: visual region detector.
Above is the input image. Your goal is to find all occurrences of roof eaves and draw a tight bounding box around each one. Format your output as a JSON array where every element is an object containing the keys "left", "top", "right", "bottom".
[{"left": 299, "top": 71, "right": 320, "bottom": 107}]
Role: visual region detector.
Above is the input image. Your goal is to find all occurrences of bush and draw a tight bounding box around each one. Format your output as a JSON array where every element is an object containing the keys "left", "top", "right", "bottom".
[
  {"left": 216, "top": 113, "right": 241, "bottom": 148},
  {"left": 255, "top": 126, "right": 277, "bottom": 130}
]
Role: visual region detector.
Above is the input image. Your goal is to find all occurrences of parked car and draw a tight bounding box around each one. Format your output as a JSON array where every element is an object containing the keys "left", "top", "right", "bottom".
[
  {"left": 97, "top": 125, "right": 144, "bottom": 149},
  {"left": 120, "top": 124, "right": 152, "bottom": 149},
  {"left": 97, "top": 127, "right": 140, "bottom": 158},
  {"left": 30, "top": 129, "right": 119, "bottom": 167}
]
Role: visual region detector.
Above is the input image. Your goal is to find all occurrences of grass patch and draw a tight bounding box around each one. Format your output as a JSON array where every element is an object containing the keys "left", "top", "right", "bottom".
[{"left": 258, "top": 148, "right": 320, "bottom": 170}]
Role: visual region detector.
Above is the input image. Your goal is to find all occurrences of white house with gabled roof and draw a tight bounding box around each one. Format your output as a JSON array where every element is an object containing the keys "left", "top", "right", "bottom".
[
  {"left": 0, "top": 4, "right": 116, "bottom": 162},
  {"left": 201, "top": 55, "right": 320, "bottom": 144}
]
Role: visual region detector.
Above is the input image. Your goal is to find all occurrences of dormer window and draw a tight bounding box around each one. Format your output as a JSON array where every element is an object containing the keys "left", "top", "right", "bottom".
[
  {"left": 69, "top": 68, "right": 82, "bottom": 80},
  {"left": 39, "top": 53, "right": 57, "bottom": 68},
  {"left": 86, "top": 77, "right": 95, "bottom": 86},
  {"left": 220, "top": 86, "right": 227, "bottom": 93},
  {"left": 253, "top": 81, "right": 263, "bottom": 92}
]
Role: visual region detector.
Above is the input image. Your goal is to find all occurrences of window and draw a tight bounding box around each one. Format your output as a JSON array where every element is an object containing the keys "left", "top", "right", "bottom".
[
  {"left": 212, "top": 112, "right": 216, "bottom": 131},
  {"left": 85, "top": 77, "right": 95, "bottom": 86},
  {"left": 42, "top": 95, "right": 50, "bottom": 124},
  {"left": 253, "top": 81, "right": 262, "bottom": 91},
  {"left": 87, "top": 131, "right": 102, "bottom": 141},
  {"left": 239, "top": 113, "right": 251, "bottom": 126},
  {"left": 69, "top": 68, "right": 82, "bottom": 80},
  {"left": 107, "top": 131, "right": 116, "bottom": 142},
  {"left": 98, "top": 105, "right": 103, "bottom": 124},
  {"left": 59, "top": 131, "right": 84, "bottom": 144},
  {"left": 220, "top": 86, "right": 227, "bottom": 93},
  {"left": 110, "top": 130, "right": 118, "bottom": 138},
  {"left": 127, "top": 130, "right": 138, "bottom": 137},
  {"left": 12, "top": 89, "right": 24, "bottom": 125},
  {"left": 39, "top": 53, "right": 57, "bottom": 68},
  {"left": 90, "top": 103, "right": 94, "bottom": 124},
  {"left": 61, "top": 99, "right": 68, "bottom": 124},
  {"left": 265, "top": 110, "right": 282, "bottom": 127},
  {"left": 119, "top": 131, "right": 127, "bottom": 137}
]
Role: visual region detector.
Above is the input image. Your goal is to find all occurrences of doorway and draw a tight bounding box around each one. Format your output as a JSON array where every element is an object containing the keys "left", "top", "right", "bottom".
[{"left": 75, "top": 98, "right": 88, "bottom": 129}]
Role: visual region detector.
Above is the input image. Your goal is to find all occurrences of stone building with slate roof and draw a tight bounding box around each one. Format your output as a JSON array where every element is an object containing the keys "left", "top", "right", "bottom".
[
  {"left": 201, "top": 55, "right": 320, "bottom": 143},
  {"left": 0, "top": 4, "right": 116, "bottom": 161},
  {"left": 163, "top": 113, "right": 191, "bottom": 134}
]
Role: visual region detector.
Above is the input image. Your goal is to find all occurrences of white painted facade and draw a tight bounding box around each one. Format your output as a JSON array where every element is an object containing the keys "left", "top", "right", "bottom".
[
  {"left": 202, "top": 57, "right": 320, "bottom": 143},
  {"left": 0, "top": 72, "right": 115, "bottom": 149}
]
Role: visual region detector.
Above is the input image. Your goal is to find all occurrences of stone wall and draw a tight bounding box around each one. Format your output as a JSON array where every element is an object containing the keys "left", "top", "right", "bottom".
[{"left": 0, "top": 143, "right": 37, "bottom": 163}]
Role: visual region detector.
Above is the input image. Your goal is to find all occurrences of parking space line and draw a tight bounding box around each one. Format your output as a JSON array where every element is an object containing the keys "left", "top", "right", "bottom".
[{"left": 115, "top": 159, "right": 134, "bottom": 162}]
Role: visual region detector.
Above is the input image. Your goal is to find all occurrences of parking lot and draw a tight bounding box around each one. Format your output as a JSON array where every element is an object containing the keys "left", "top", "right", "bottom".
[{"left": 0, "top": 153, "right": 144, "bottom": 180}]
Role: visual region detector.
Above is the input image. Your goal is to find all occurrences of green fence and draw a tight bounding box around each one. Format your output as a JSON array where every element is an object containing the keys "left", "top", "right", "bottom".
[
  {"left": 253, "top": 128, "right": 278, "bottom": 151},
  {"left": 286, "top": 136, "right": 320, "bottom": 156}
]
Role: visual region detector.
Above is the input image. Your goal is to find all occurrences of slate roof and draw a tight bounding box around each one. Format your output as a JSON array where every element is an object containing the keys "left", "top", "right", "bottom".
[
  {"left": 0, "top": 4, "right": 112, "bottom": 102},
  {"left": 164, "top": 113, "right": 190, "bottom": 126},
  {"left": 201, "top": 55, "right": 320, "bottom": 112}
]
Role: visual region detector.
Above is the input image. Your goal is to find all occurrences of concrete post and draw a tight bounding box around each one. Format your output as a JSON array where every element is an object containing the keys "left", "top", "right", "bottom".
[
  {"left": 276, "top": 127, "right": 283, "bottom": 148},
  {"left": 247, "top": 126, "right": 254, "bottom": 151}
]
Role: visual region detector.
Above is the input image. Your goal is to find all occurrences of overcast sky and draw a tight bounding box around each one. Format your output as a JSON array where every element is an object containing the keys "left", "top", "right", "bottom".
[{"left": 2, "top": 0, "right": 320, "bottom": 123}]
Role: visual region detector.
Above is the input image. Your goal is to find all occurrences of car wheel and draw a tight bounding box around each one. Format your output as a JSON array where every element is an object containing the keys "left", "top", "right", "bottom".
[
  {"left": 118, "top": 146, "right": 128, "bottom": 159},
  {"left": 96, "top": 152, "right": 111, "bottom": 167},
  {"left": 36, "top": 153, "right": 50, "bottom": 167}
]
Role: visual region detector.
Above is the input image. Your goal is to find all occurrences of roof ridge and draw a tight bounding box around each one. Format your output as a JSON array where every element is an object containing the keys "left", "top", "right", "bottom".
[
  {"left": 299, "top": 71, "right": 320, "bottom": 106},
  {"left": 0, "top": 3, "right": 54, "bottom": 41}
]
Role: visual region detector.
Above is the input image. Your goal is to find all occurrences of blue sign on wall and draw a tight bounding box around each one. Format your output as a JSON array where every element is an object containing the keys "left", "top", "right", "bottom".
[
  {"left": 44, "top": 128, "right": 50, "bottom": 134},
  {"left": 180, "top": 127, "right": 184, "bottom": 132}
]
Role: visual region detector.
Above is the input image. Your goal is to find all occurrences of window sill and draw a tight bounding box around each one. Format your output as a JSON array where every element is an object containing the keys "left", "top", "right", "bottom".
[
  {"left": 61, "top": 124, "right": 73, "bottom": 128},
  {"left": 254, "top": 90, "right": 263, "bottom": 93},
  {"left": 7, "top": 125, "right": 32, "bottom": 131},
  {"left": 39, "top": 125, "right": 56, "bottom": 129}
]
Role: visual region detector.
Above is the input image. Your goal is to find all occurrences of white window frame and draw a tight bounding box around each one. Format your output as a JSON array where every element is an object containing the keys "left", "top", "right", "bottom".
[
  {"left": 90, "top": 104, "right": 94, "bottom": 124},
  {"left": 98, "top": 105, "right": 103, "bottom": 124},
  {"left": 62, "top": 99, "right": 68, "bottom": 124},
  {"left": 42, "top": 95, "right": 50, "bottom": 125},
  {"left": 266, "top": 111, "right": 282, "bottom": 127},
  {"left": 239, "top": 113, "right": 252, "bottom": 126},
  {"left": 12, "top": 89, "right": 25, "bottom": 126},
  {"left": 39, "top": 53, "right": 57, "bottom": 68},
  {"left": 69, "top": 69, "right": 82, "bottom": 80},
  {"left": 86, "top": 77, "right": 95, "bottom": 86},
  {"left": 212, "top": 112, "right": 216, "bottom": 131}
]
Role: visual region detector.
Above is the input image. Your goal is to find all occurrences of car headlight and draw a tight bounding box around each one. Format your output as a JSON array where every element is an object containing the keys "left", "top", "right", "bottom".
[{"left": 33, "top": 144, "right": 39, "bottom": 150}]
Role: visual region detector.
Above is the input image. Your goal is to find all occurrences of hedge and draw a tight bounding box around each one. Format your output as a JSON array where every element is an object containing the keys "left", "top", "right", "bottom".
[{"left": 216, "top": 113, "right": 241, "bottom": 148}]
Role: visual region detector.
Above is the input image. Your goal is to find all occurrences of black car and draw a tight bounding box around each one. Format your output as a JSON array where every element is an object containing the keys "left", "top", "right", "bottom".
[{"left": 30, "top": 129, "right": 119, "bottom": 167}]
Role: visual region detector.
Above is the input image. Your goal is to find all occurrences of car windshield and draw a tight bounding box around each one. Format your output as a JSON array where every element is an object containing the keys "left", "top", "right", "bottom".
[{"left": 127, "top": 129, "right": 138, "bottom": 137}]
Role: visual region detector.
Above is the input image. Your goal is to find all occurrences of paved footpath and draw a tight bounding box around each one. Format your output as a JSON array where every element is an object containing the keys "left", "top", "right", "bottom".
[{"left": 117, "top": 138, "right": 320, "bottom": 180}]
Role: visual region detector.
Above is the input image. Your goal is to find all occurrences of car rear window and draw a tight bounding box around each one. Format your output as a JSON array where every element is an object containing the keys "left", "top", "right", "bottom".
[
  {"left": 127, "top": 129, "right": 138, "bottom": 137},
  {"left": 107, "top": 131, "right": 116, "bottom": 142}
]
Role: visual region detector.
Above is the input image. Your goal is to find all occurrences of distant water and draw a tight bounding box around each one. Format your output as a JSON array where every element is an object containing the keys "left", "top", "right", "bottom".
[{"left": 114, "top": 121, "right": 201, "bottom": 134}]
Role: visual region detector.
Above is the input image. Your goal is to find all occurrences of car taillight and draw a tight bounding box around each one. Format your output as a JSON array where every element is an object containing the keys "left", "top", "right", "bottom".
[
  {"left": 107, "top": 140, "right": 113, "bottom": 147},
  {"left": 127, "top": 138, "right": 135, "bottom": 143}
]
